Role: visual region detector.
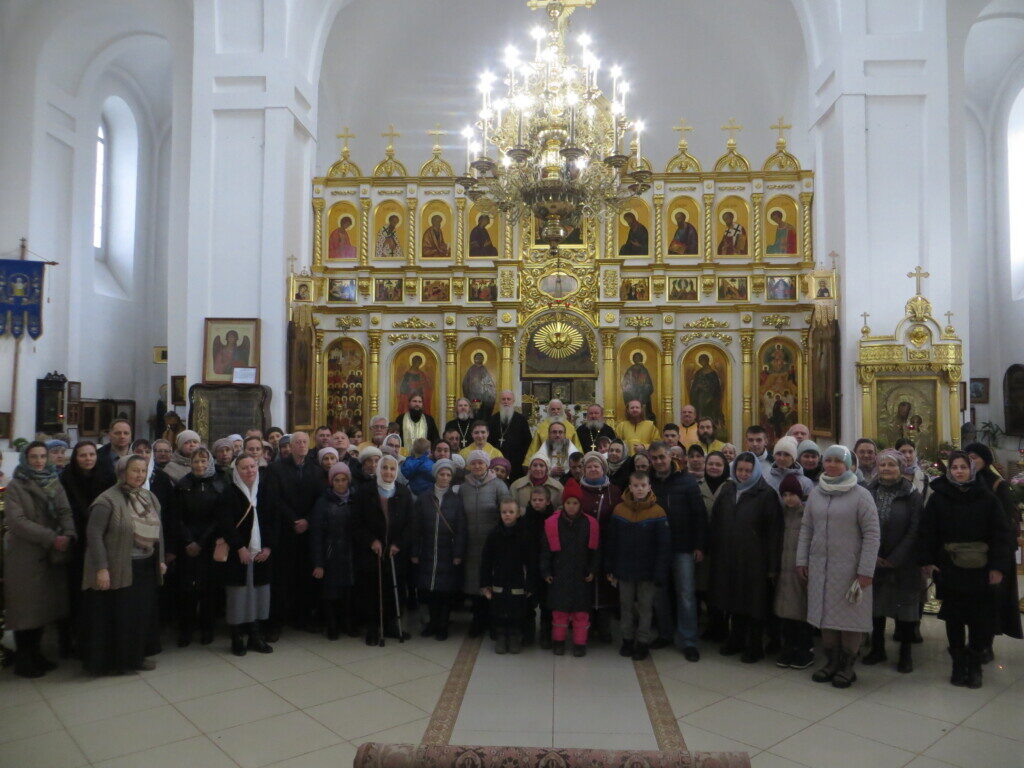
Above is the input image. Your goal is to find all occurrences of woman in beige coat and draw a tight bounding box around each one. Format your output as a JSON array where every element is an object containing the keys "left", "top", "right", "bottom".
[
  {"left": 80, "top": 454, "right": 166, "bottom": 674},
  {"left": 2, "top": 441, "right": 76, "bottom": 677}
]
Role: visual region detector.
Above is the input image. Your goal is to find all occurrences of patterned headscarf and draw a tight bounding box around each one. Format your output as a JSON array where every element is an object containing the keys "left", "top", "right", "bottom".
[
  {"left": 14, "top": 443, "right": 61, "bottom": 502},
  {"left": 117, "top": 455, "right": 161, "bottom": 555}
]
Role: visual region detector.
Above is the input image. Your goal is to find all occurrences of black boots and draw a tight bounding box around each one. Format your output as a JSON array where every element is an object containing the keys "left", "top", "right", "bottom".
[
  {"left": 619, "top": 639, "right": 635, "bottom": 657},
  {"left": 863, "top": 617, "right": 887, "bottom": 665},
  {"left": 247, "top": 622, "right": 274, "bottom": 653},
  {"left": 966, "top": 650, "right": 984, "bottom": 689},
  {"left": 14, "top": 630, "right": 45, "bottom": 678},
  {"left": 552, "top": 640, "right": 566, "bottom": 656},
  {"left": 897, "top": 642, "right": 913, "bottom": 673},
  {"left": 812, "top": 648, "right": 839, "bottom": 683},
  {"left": 231, "top": 626, "right": 247, "bottom": 656},
  {"left": 494, "top": 633, "right": 509, "bottom": 655}
]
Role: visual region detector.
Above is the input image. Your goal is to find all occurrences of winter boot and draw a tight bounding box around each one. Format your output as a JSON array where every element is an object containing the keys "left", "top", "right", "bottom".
[
  {"left": 495, "top": 633, "right": 509, "bottom": 655},
  {"left": 831, "top": 650, "right": 857, "bottom": 688},
  {"left": 862, "top": 617, "right": 887, "bottom": 665},
  {"left": 619, "top": 639, "right": 636, "bottom": 657},
  {"left": 897, "top": 642, "right": 913, "bottom": 673},
  {"left": 631, "top": 643, "right": 649, "bottom": 661},
  {"left": 572, "top": 643, "right": 587, "bottom": 657},
  {"left": 231, "top": 626, "right": 248, "bottom": 656},
  {"left": 13, "top": 631, "right": 43, "bottom": 678},
  {"left": 552, "top": 640, "right": 566, "bottom": 656},
  {"left": 949, "top": 647, "right": 968, "bottom": 687},
  {"left": 247, "top": 622, "right": 274, "bottom": 653},
  {"left": 508, "top": 632, "right": 523, "bottom": 654},
  {"left": 966, "top": 650, "right": 983, "bottom": 689},
  {"left": 720, "top": 621, "right": 745, "bottom": 656},
  {"left": 812, "top": 648, "right": 839, "bottom": 683}
]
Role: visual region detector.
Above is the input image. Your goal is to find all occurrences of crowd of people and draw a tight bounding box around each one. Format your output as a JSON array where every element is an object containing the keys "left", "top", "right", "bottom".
[{"left": 2, "top": 391, "right": 1020, "bottom": 695}]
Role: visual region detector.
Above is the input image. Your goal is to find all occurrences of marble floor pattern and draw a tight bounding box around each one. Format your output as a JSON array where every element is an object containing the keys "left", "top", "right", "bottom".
[{"left": 1, "top": 615, "right": 1022, "bottom": 768}]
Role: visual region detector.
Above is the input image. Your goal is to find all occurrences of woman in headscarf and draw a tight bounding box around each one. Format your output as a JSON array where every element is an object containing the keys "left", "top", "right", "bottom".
[
  {"left": 796, "top": 445, "right": 880, "bottom": 689},
  {"left": 355, "top": 445, "right": 383, "bottom": 488},
  {"left": 895, "top": 439, "right": 931, "bottom": 498},
  {"left": 720, "top": 443, "right": 738, "bottom": 464},
  {"left": 708, "top": 451, "right": 782, "bottom": 663},
  {"left": 962, "top": 441, "right": 1023, "bottom": 652},
  {"left": 459, "top": 449, "right": 513, "bottom": 637},
  {"left": 172, "top": 445, "right": 227, "bottom": 648},
  {"left": 697, "top": 451, "right": 730, "bottom": 641},
  {"left": 59, "top": 440, "right": 115, "bottom": 657},
  {"left": 318, "top": 446, "right": 340, "bottom": 475},
  {"left": 164, "top": 430, "right": 202, "bottom": 483},
  {"left": 217, "top": 455, "right": 276, "bottom": 656},
  {"left": 797, "top": 440, "right": 823, "bottom": 484},
  {"left": 564, "top": 451, "right": 622, "bottom": 643},
  {"left": 862, "top": 449, "right": 924, "bottom": 673},
  {"left": 46, "top": 438, "right": 69, "bottom": 472},
  {"left": 310, "top": 462, "right": 357, "bottom": 640},
  {"left": 81, "top": 454, "right": 166, "bottom": 674},
  {"left": 382, "top": 433, "right": 406, "bottom": 463},
  {"left": 354, "top": 454, "right": 413, "bottom": 644},
  {"left": 409, "top": 459, "right": 467, "bottom": 640},
  {"left": 212, "top": 437, "right": 236, "bottom": 481},
  {"left": 920, "top": 451, "right": 1016, "bottom": 688},
  {"left": 3, "top": 441, "right": 76, "bottom": 677}
]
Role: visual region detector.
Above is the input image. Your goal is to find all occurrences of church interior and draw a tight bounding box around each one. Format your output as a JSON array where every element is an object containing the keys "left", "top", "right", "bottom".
[{"left": 2, "top": 1, "right": 1024, "bottom": 767}]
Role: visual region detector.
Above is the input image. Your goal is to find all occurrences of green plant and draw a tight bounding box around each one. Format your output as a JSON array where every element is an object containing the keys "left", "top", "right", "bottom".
[{"left": 977, "top": 421, "right": 1005, "bottom": 448}]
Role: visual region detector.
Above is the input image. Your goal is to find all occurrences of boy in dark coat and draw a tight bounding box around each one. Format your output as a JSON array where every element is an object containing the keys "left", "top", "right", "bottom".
[
  {"left": 540, "top": 483, "right": 600, "bottom": 657},
  {"left": 523, "top": 485, "right": 556, "bottom": 646},
  {"left": 606, "top": 471, "right": 671, "bottom": 661},
  {"left": 480, "top": 498, "right": 538, "bottom": 654}
]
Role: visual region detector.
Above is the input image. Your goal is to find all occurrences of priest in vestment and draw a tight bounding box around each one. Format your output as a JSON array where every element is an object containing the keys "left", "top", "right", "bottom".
[
  {"left": 421, "top": 214, "right": 450, "bottom": 258},
  {"left": 487, "top": 390, "right": 532, "bottom": 479},
  {"left": 524, "top": 398, "right": 580, "bottom": 464},
  {"left": 443, "top": 397, "right": 476, "bottom": 450},
  {"left": 616, "top": 399, "right": 659, "bottom": 456},
  {"left": 575, "top": 404, "right": 617, "bottom": 453},
  {"left": 394, "top": 393, "right": 439, "bottom": 447},
  {"left": 530, "top": 421, "right": 581, "bottom": 479}
]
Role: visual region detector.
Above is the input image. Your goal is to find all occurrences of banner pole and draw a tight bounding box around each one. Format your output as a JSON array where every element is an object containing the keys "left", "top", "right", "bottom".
[{"left": 8, "top": 238, "right": 26, "bottom": 440}]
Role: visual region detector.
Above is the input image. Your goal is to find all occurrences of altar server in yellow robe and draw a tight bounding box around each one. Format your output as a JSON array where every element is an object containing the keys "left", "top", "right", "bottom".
[{"left": 616, "top": 399, "right": 660, "bottom": 456}]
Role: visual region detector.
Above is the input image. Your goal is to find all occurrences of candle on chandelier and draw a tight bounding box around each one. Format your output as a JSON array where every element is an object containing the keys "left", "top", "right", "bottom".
[
  {"left": 610, "top": 64, "right": 622, "bottom": 103},
  {"left": 634, "top": 119, "right": 644, "bottom": 161},
  {"left": 531, "top": 26, "right": 545, "bottom": 60},
  {"left": 462, "top": 125, "right": 474, "bottom": 172}
]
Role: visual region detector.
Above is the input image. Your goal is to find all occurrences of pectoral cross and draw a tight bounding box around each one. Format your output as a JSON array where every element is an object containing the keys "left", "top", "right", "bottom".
[
  {"left": 673, "top": 118, "right": 694, "bottom": 148},
  {"left": 381, "top": 124, "right": 400, "bottom": 154},
  {"left": 770, "top": 116, "right": 792, "bottom": 143},
  {"left": 427, "top": 124, "right": 445, "bottom": 152},
  {"left": 721, "top": 118, "right": 743, "bottom": 144},
  {"left": 498, "top": 437, "right": 505, "bottom": 448},
  {"left": 907, "top": 266, "right": 930, "bottom": 295},
  {"left": 336, "top": 127, "right": 355, "bottom": 153}
]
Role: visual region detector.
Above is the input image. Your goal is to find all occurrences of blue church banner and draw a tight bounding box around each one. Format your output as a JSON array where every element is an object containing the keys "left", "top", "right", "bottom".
[{"left": 0, "top": 259, "right": 45, "bottom": 338}]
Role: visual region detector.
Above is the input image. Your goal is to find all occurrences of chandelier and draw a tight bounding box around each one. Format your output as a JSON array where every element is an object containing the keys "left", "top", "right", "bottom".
[{"left": 456, "top": 0, "right": 649, "bottom": 255}]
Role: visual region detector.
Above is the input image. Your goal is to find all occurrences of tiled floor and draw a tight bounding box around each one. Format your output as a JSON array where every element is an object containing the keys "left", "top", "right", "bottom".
[{"left": 1, "top": 614, "right": 1022, "bottom": 768}]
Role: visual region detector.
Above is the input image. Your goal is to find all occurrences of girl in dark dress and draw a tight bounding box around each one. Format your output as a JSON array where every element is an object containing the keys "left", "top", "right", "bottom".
[
  {"left": 920, "top": 452, "right": 1016, "bottom": 688},
  {"left": 310, "top": 462, "right": 357, "bottom": 639},
  {"left": 354, "top": 455, "right": 413, "bottom": 644}
]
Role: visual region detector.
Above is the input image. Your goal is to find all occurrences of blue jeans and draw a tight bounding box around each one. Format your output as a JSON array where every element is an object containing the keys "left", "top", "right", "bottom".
[{"left": 672, "top": 553, "right": 698, "bottom": 649}]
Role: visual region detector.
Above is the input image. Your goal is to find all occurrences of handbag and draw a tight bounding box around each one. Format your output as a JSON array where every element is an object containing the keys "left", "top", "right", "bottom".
[
  {"left": 944, "top": 541, "right": 988, "bottom": 569},
  {"left": 213, "top": 503, "right": 253, "bottom": 563}
]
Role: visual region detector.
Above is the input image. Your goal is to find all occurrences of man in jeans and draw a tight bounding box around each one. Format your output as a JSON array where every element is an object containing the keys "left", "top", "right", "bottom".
[{"left": 648, "top": 441, "right": 706, "bottom": 661}]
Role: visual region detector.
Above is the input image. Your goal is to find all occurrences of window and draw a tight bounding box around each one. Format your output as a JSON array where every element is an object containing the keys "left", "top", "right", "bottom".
[
  {"left": 1008, "top": 89, "right": 1024, "bottom": 276},
  {"left": 93, "top": 122, "right": 107, "bottom": 251}
]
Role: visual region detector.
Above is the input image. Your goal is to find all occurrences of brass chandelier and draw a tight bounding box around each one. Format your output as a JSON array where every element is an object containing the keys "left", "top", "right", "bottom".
[{"left": 456, "top": 0, "right": 649, "bottom": 255}]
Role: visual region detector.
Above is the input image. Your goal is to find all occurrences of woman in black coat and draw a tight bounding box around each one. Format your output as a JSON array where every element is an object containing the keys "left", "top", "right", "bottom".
[
  {"left": 218, "top": 456, "right": 277, "bottom": 656},
  {"left": 708, "top": 452, "right": 782, "bottom": 663},
  {"left": 172, "top": 446, "right": 227, "bottom": 647},
  {"left": 863, "top": 449, "right": 923, "bottom": 673},
  {"left": 354, "top": 455, "right": 413, "bottom": 644},
  {"left": 920, "top": 452, "right": 1015, "bottom": 689},
  {"left": 59, "top": 440, "right": 115, "bottom": 657},
  {"left": 409, "top": 459, "right": 467, "bottom": 640},
  {"left": 310, "top": 463, "right": 357, "bottom": 639}
]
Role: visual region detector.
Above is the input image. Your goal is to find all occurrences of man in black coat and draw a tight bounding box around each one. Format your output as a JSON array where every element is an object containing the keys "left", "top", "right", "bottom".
[
  {"left": 96, "top": 419, "right": 133, "bottom": 474},
  {"left": 394, "top": 393, "right": 440, "bottom": 448},
  {"left": 487, "top": 390, "right": 534, "bottom": 481},
  {"left": 264, "top": 431, "right": 327, "bottom": 638},
  {"left": 575, "top": 404, "right": 618, "bottom": 454},
  {"left": 648, "top": 441, "right": 706, "bottom": 661}
]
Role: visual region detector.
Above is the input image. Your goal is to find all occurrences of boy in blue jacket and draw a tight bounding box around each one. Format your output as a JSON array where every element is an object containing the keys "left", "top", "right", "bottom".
[
  {"left": 606, "top": 471, "right": 671, "bottom": 661},
  {"left": 401, "top": 438, "right": 435, "bottom": 495}
]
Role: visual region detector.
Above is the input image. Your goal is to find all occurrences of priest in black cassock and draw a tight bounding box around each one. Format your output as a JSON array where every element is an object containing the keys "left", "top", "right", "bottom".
[
  {"left": 443, "top": 397, "right": 476, "bottom": 450},
  {"left": 576, "top": 403, "right": 617, "bottom": 453},
  {"left": 487, "top": 390, "right": 533, "bottom": 480},
  {"left": 394, "top": 393, "right": 439, "bottom": 447}
]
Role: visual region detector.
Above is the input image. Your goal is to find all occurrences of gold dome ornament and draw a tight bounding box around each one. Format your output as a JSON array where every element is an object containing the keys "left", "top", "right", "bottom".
[{"left": 535, "top": 320, "right": 584, "bottom": 358}]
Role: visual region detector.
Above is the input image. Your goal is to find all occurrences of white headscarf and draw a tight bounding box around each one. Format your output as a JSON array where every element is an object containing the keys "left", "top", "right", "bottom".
[
  {"left": 232, "top": 460, "right": 261, "bottom": 551},
  {"left": 377, "top": 454, "right": 399, "bottom": 497}
]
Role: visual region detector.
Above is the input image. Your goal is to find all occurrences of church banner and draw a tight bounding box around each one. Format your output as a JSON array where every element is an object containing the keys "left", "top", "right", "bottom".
[{"left": 0, "top": 259, "right": 45, "bottom": 338}]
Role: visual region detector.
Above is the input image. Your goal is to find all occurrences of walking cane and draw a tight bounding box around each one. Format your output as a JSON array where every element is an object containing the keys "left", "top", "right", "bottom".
[
  {"left": 376, "top": 552, "right": 386, "bottom": 647},
  {"left": 390, "top": 552, "right": 405, "bottom": 643}
]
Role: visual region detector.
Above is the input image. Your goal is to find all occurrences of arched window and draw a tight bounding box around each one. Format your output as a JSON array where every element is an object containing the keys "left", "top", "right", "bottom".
[
  {"left": 1008, "top": 89, "right": 1024, "bottom": 280},
  {"left": 93, "top": 96, "right": 138, "bottom": 295}
]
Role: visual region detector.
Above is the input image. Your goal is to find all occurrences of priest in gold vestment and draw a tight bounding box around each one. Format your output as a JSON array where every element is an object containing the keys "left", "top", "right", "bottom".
[{"left": 524, "top": 398, "right": 580, "bottom": 465}]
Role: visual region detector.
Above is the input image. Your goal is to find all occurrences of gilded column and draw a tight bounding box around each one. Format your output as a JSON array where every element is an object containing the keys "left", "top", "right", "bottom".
[
  {"left": 740, "top": 331, "right": 754, "bottom": 429},
  {"left": 455, "top": 197, "right": 466, "bottom": 266},
  {"left": 751, "top": 192, "right": 764, "bottom": 263},
  {"left": 799, "top": 191, "right": 814, "bottom": 267},
  {"left": 406, "top": 197, "right": 417, "bottom": 266},
  {"left": 314, "top": 329, "right": 325, "bottom": 427},
  {"left": 368, "top": 331, "right": 382, "bottom": 417},
  {"left": 800, "top": 329, "right": 810, "bottom": 426},
  {"left": 444, "top": 331, "right": 458, "bottom": 421},
  {"left": 948, "top": 379, "right": 961, "bottom": 448},
  {"left": 312, "top": 198, "right": 325, "bottom": 270},
  {"left": 604, "top": 218, "right": 614, "bottom": 258},
  {"left": 702, "top": 193, "right": 714, "bottom": 263},
  {"left": 653, "top": 194, "right": 665, "bottom": 264},
  {"left": 660, "top": 331, "right": 675, "bottom": 426},
  {"left": 499, "top": 331, "right": 516, "bottom": 395},
  {"left": 601, "top": 330, "right": 618, "bottom": 423},
  {"left": 359, "top": 198, "right": 371, "bottom": 266},
  {"left": 504, "top": 214, "right": 514, "bottom": 260}
]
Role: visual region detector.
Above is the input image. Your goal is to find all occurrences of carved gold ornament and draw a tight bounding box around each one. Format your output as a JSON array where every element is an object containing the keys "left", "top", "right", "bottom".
[
  {"left": 907, "top": 324, "right": 929, "bottom": 348},
  {"left": 501, "top": 312, "right": 514, "bottom": 323},
  {"left": 467, "top": 315, "right": 496, "bottom": 327},
  {"left": 534, "top": 321, "right": 584, "bottom": 359},
  {"left": 625, "top": 316, "right": 653, "bottom": 329},
  {"left": 335, "top": 317, "right": 363, "bottom": 330},
  {"left": 605, "top": 312, "right": 616, "bottom": 323},
  {"left": 394, "top": 317, "right": 436, "bottom": 329},
  {"left": 499, "top": 271, "right": 517, "bottom": 299},
  {"left": 685, "top": 316, "right": 729, "bottom": 329},
  {"left": 701, "top": 276, "right": 715, "bottom": 295}
]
